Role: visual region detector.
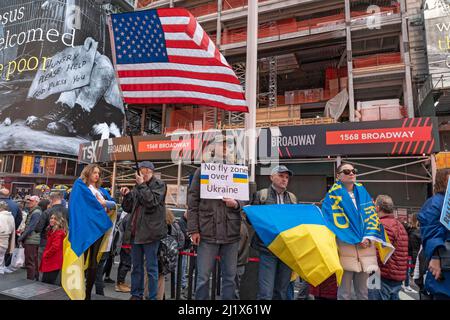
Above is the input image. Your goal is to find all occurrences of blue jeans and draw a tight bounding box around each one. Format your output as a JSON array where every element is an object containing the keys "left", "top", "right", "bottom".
[
  {"left": 257, "top": 250, "right": 292, "bottom": 300},
  {"left": 131, "top": 241, "right": 160, "bottom": 300},
  {"left": 195, "top": 241, "right": 239, "bottom": 300},
  {"left": 368, "top": 278, "right": 402, "bottom": 300}
]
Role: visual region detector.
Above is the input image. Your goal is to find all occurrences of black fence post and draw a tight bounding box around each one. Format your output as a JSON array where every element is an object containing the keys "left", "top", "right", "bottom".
[
  {"left": 187, "top": 250, "right": 196, "bottom": 300},
  {"left": 176, "top": 253, "right": 183, "bottom": 300},
  {"left": 170, "top": 271, "right": 176, "bottom": 299}
]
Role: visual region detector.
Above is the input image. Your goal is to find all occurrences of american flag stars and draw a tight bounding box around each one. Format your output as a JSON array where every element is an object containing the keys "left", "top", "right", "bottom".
[{"left": 112, "top": 10, "right": 168, "bottom": 64}]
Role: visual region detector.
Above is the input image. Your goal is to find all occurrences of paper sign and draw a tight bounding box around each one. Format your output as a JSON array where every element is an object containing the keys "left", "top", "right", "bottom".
[
  {"left": 440, "top": 179, "right": 450, "bottom": 231},
  {"left": 200, "top": 163, "right": 249, "bottom": 201},
  {"left": 27, "top": 41, "right": 97, "bottom": 100}
]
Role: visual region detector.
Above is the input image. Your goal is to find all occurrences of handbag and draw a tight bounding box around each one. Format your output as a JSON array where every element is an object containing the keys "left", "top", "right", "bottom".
[
  {"left": 438, "top": 240, "right": 450, "bottom": 272},
  {"left": 10, "top": 246, "right": 25, "bottom": 269}
]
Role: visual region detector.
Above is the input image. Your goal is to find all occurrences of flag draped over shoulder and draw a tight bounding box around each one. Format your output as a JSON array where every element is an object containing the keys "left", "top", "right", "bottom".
[
  {"left": 62, "top": 178, "right": 114, "bottom": 300},
  {"left": 244, "top": 204, "right": 343, "bottom": 287},
  {"left": 321, "top": 181, "right": 394, "bottom": 263}
]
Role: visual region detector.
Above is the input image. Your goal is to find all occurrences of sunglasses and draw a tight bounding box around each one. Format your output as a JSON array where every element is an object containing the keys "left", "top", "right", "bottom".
[{"left": 339, "top": 168, "right": 358, "bottom": 175}]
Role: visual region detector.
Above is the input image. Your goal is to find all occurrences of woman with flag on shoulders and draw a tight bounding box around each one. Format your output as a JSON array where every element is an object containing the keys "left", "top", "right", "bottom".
[
  {"left": 321, "top": 163, "right": 394, "bottom": 300},
  {"left": 62, "top": 164, "right": 117, "bottom": 300}
]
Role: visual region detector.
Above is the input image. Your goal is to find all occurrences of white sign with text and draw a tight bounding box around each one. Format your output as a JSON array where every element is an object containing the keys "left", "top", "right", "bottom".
[{"left": 200, "top": 163, "right": 249, "bottom": 201}]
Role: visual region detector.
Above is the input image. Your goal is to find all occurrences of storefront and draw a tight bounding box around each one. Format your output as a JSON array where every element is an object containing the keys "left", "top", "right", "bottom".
[{"left": 79, "top": 116, "right": 441, "bottom": 213}]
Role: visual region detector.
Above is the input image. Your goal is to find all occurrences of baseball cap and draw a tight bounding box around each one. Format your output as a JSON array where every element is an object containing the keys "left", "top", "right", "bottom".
[
  {"left": 133, "top": 161, "right": 155, "bottom": 171},
  {"left": 271, "top": 165, "right": 293, "bottom": 177},
  {"left": 27, "top": 195, "right": 40, "bottom": 202}
]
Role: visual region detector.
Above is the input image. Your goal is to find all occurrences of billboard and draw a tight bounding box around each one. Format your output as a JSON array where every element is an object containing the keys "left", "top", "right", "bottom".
[
  {"left": 79, "top": 117, "right": 440, "bottom": 163},
  {"left": 424, "top": 0, "right": 450, "bottom": 88},
  {"left": 0, "top": 0, "right": 124, "bottom": 156},
  {"left": 260, "top": 117, "right": 440, "bottom": 159}
]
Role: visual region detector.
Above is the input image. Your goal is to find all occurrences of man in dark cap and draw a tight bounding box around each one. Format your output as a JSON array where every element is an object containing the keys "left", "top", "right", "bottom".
[
  {"left": 250, "top": 165, "right": 297, "bottom": 300},
  {"left": 120, "top": 161, "right": 167, "bottom": 300}
]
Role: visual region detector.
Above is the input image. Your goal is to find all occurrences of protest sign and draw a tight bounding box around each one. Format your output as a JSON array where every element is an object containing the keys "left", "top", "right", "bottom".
[
  {"left": 200, "top": 163, "right": 249, "bottom": 201},
  {"left": 440, "top": 179, "right": 450, "bottom": 231}
]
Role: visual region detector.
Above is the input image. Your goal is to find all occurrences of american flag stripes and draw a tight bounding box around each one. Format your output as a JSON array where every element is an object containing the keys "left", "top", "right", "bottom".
[{"left": 109, "top": 8, "right": 248, "bottom": 112}]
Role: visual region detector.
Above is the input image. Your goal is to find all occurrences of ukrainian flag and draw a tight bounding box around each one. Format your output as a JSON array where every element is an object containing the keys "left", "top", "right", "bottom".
[
  {"left": 61, "top": 178, "right": 114, "bottom": 300},
  {"left": 200, "top": 174, "right": 209, "bottom": 184},
  {"left": 244, "top": 204, "right": 343, "bottom": 287},
  {"left": 233, "top": 173, "right": 248, "bottom": 183}
]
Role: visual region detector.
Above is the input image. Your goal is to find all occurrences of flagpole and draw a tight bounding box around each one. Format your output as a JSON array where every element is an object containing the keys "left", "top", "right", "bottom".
[
  {"left": 107, "top": 15, "right": 139, "bottom": 173},
  {"left": 245, "top": 0, "right": 258, "bottom": 183}
]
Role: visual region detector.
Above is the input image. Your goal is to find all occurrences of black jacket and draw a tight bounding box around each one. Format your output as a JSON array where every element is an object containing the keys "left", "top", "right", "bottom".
[
  {"left": 122, "top": 177, "right": 167, "bottom": 245},
  {"left": 35, "top": 204, "right": 68, "bottom": 247},
  {"left": 178, "top": 215, "right": 191, "bottom": 250}
]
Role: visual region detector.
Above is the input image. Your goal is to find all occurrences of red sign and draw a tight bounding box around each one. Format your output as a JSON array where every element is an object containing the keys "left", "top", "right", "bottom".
[
  {"left": 138, "top": 140, "right": 193, "bottom": 153},
  {"left": 326, "top": 126, "right": 432, "bottom": 145}
]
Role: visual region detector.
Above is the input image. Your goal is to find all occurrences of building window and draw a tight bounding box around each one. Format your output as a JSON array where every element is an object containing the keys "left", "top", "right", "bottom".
[
  {"left": 66, "top": 160, "right": 76, "bottom": 177},
  {"left": 13, "top": 156, "right": 23, "bottom": 173},
  {"left": 56, "top": 159, "right": 67, "bottom": 175}
]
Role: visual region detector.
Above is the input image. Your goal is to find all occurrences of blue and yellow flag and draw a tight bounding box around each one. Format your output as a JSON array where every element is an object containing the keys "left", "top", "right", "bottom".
[
  {"left": 321, "top": 181, "right": 394, "bottom": 263},
  {"left": 61, "top": 178, "right": 114, "bottom": 300},
  {"left": 233, "top": 173, "right": 248, "bottom": 183},
  {"left": 244, "top": 204, "right": 343, "bottom": 287}
]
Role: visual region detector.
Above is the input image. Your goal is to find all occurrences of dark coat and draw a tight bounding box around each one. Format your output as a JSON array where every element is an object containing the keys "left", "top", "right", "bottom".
[
  {"left": 187, "top": 167, "right": 246, "bottom": 244},
  {"left": 122, "top": 177, "right": 167, "bottom": 245},
  {"left": 418, "top": 193, "right": 450, "bottom": 297}
]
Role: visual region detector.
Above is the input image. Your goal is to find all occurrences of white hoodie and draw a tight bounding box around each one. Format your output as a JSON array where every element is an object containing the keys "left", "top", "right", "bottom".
[{"left": 0, "top": 210, "right": 15, "bottom": 251}]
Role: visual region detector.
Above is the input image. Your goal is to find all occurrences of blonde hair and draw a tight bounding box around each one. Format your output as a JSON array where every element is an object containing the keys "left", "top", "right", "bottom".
[
  {"left": 80, "top": 164, "right": 102, "bottom": 189},
  {"left": 166, "top": 208, "right": 175, "bottom": 225},
  {"left": 50, "top": 213, "right": 67, "bottom": 232}
]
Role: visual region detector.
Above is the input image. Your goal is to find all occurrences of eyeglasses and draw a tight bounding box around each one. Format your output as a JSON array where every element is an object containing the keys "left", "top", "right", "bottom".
[{"left": 339, "top": 168, "right": 358, "bottom": 175}]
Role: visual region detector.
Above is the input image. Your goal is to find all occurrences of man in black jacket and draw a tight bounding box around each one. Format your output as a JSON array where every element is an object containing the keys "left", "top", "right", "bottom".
[{"left": 120, "top": 161, "right": 167, "bottom": 300}]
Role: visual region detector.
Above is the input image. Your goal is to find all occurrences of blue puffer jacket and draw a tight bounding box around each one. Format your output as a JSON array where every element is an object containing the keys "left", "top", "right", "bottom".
[{"left": 418, "top": 193, "right": 450, "bottom": 297}]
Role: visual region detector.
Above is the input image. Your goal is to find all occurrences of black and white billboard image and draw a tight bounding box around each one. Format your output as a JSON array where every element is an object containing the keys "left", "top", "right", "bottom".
[
  {"left": 0, "top": 0, "right": 124, "bottom": 155},
  {"left": 424, "top": 0, "right": 450, "bottom": 88}
]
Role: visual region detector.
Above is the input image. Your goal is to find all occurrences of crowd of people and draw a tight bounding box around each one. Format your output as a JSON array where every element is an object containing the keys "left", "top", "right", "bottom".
[{"left": 0, "top": 156, "right": 448, "bottom": 301}]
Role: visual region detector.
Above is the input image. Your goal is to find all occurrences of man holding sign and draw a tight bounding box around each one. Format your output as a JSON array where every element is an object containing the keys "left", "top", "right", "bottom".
[{"left": 187, "top": 136, "right": 248, "bottom": 300}]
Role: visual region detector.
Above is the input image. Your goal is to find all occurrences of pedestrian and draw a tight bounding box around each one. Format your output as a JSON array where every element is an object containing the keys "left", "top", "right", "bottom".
[
  {"left": 187, "top": 136, "right": 245, "bottom": 300},
  {"left": 177, "top": 210, "right": 191, "bottom": 297},
  {"left": 35, "top": 191, "right": 68, "bottom": 275},
  {"left": 0, "top": 201, "right": 15, "bottom": 274},
  {"left": 368, "top": 195, "right": 408, "bottom": 300},
  {"left": 120, "top": 161, "right": 167, "bottom": 300},
  {"left": 418, "top": 168, "right": 450, "bottom": 299},
  {"left": 39, "top": 213, "right": 67, "bottom": 285},
  {"left": 38, "top": 199, "right": 50, "bottom": 212},
  {"left": 115, "top": 211, "right": 132, "bottom": 293},
  {"left": 402, "top": 212, "right": 421, "bottom": 293},
  {"left": 0, "top": 187, "right": 22, "bottom": 230},
  {"left": 73, "top": 164, "right": 117, "bottom": 300},
  {"left": 0, "top": 187, "right": 22, "bottom": 270},
  {"left": 18, "top": 195, "right": 42, "bottom": 281},
  {"left": 322, "top": 163, "right": 380, "bottom": 300},
  {"left": 157, "top": 209, "right": 184, "bottom": 300},
  {"left": 250, "top": 165, "right": 297, "bottom": 300}
]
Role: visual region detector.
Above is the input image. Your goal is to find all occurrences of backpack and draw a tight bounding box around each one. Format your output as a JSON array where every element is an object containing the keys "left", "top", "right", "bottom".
[
  {"left": 258, "top": 188, "right": 297, "bottom": 204},
  {"left": 157, "top": 224, "right": 181, "bottom": 275}
]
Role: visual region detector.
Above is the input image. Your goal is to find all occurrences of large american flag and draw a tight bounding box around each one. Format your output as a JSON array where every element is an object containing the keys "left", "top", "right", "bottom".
[{"left": 109, "top": 8, "right": 248, "bottom": 112}]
